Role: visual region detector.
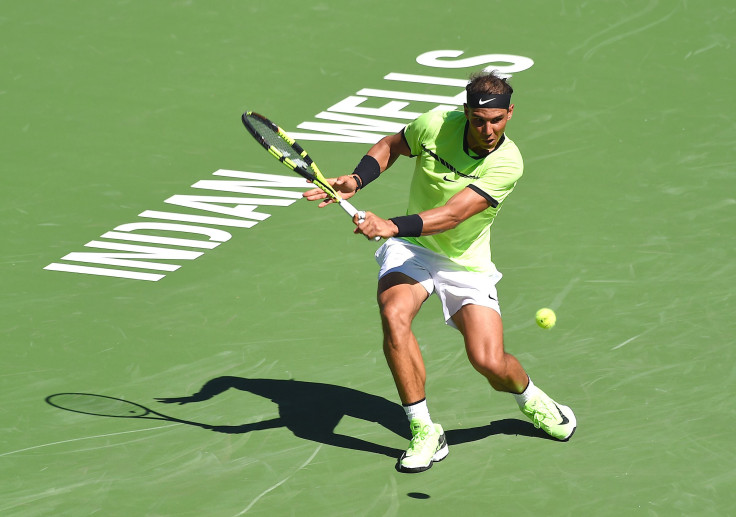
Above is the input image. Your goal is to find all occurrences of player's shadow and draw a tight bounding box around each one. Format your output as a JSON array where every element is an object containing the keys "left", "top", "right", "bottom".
[{"left": 155, "top": 376, "right": 552, "bottom": 458}]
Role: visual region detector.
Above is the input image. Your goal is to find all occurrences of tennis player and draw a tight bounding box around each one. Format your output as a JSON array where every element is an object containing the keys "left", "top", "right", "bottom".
[{"left": 304, "top": 70, "right": 576, "bottom": 473}]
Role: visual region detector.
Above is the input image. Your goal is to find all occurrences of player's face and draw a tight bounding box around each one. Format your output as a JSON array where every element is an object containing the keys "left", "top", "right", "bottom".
[{"left": 464, "top": 105, "right": 514, "bottom": 154}]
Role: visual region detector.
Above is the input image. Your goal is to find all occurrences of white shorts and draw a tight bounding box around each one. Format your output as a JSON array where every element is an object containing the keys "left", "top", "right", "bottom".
[{"left": 375, "top": 238, "right": 502, "bottom": 328}]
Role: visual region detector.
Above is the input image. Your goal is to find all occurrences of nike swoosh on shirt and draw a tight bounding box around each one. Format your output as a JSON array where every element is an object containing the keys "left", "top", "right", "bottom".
[{"left": 442, "top": 175, "right": 458, "bottom": 182}]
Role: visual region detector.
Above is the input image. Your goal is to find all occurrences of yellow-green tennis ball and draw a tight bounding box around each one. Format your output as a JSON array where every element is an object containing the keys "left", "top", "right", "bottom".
[{"left": 535, "top": 308, "right": 556, "bottom": 329}]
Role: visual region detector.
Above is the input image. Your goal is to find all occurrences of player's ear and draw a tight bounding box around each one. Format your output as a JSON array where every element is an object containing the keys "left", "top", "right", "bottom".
[
  {"left": 463, "top": 104, "right": 469, "bottom": 118},
  {"left": 507, "top": 104, "right": 514, "bottom": 119}
]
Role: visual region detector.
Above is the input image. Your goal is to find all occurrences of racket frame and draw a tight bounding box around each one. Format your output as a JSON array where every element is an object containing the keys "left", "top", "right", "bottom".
[{"left": 242, "top": 111, "right": 363, "bottom": 221}]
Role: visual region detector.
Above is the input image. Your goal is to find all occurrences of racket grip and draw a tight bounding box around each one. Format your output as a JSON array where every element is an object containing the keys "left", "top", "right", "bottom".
[{"left": 356, "top": 211, "right": 381, "bottom": 241}]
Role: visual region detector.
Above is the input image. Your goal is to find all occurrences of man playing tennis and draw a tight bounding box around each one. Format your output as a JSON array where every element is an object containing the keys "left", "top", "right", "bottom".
[{"left": 304, "top": 70, "right": 576, "bottom": 473}]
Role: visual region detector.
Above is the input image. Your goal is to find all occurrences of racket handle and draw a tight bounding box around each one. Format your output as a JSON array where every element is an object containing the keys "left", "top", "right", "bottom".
[
  {"left": 355, "top": 210, "right": 381, "bottom": 242},
  {"left": 340, "top": 201, "right": 381, "bottom": 242},
  {"left": 338, "top": 199, "right": 359, "bottom": 218}
]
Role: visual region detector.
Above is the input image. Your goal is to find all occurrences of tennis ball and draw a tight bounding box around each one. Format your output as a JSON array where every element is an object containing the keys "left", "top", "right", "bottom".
[{"left": 535, "top": 308, "right": 556, "bottom": 329}]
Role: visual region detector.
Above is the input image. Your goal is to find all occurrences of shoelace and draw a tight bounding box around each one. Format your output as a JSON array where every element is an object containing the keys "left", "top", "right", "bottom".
[
  {"left": 528, "top": 398, "right": 558, "bottom": 429},
  {"left": 408, "top": 423, "right": 432, "bottom": 452}
]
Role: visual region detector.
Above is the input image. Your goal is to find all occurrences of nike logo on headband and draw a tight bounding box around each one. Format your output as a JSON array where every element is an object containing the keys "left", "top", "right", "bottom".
[{"left": 466, "top": 93, "right": 511, "bottom": 109}]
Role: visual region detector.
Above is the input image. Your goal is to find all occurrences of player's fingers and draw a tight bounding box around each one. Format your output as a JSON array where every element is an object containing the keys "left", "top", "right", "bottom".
[
  {"left": 354, "top": 210, "right": 373, "bottom": 223},
  {"left": 353, "top": 226, "right": 374, "bottom": 240},
  {"left": 352, "top": 213, "right": 367, "bottom": 234},
  {"left": 352, "top": 215, "right": 378, "bottom": 240},
  {"left": 302, "top": 188, "right": 326, "bottom": 199}
]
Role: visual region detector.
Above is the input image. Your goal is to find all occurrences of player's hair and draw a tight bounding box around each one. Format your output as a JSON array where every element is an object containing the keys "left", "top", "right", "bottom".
[{"left": 466, "top": 70, "right": 513, "bottom": 96}]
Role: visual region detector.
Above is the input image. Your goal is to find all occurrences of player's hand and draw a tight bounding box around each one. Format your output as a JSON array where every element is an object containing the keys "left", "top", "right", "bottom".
[
  {"left": 352, "top": 211, "right": 397, "bottom": 240},
  {"left": 302, "top": 175, "right": 359, "bottom": 207}
]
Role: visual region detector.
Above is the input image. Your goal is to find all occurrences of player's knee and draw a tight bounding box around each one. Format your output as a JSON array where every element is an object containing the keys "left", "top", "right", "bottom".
[
  {"left": 379, "top": 302, "right": 412, "bottom": 332},
  {"left": 380, "top": 307, "right": 416, "bottom": 353},
  {"left": 467, "top": 348, "right": 506, "bottom": 378}
]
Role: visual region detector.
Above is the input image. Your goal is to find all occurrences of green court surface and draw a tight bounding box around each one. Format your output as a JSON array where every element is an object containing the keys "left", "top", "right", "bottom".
[{"left": 2, "top": 1, "right": 735, "bottom": 515}]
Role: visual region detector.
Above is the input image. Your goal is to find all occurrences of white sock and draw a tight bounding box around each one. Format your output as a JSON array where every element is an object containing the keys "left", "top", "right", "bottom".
[
  {"left": 513, "top": 378, "right": 541, "bottom": 408},
  {"left": 403, "top": 398, "right": 432, "bottom": 424}
]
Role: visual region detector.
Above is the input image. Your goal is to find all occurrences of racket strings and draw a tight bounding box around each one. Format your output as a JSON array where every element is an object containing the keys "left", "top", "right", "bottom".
[
  {"left": 245, "top": 115, "right": 310, "bottom": 170},
  {"left": 242, "top": 111, "right": 340, "bottom": 201}
]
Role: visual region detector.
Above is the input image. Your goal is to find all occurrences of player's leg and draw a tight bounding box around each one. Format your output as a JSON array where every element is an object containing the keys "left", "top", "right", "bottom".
[
  {"left": 378, "top": 272, "right": 429, "bottom": 405},
  {"left": 452, "top": 304, "right": 576, "bottom": 441},
  {"left": 378, "top": 272, "right": 448, "bottom": 472},
  {"left": 451, "top": 304, "right": 528, "bottom": 393}
]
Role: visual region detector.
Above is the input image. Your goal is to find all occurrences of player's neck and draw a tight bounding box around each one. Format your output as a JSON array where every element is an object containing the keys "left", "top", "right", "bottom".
[{"left": 465, "top": 133, "right": 505, "bottom": 158}]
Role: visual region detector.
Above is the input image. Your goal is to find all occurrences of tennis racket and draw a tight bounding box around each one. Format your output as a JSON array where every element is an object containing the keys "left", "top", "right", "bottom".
[{"left": 242, "top": 111, "right": 380, "bottom": 240}]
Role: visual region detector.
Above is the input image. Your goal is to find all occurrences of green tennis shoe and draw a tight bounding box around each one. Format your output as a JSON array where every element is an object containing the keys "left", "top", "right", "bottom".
[
  {"left": 398, "top": 419, "right": 449, "bottom": 473},
  {"left": 521, "top": 392, "right": 577, "bottom": 441}
]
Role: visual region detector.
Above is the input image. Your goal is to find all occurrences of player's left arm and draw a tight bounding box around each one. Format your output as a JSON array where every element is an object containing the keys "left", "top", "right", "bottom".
[
  {"left": 355, "top": 187, "right": 491, "bottom": 239},
  {"left": 303, "top": 131, "right": 411, "bottom": 207}
]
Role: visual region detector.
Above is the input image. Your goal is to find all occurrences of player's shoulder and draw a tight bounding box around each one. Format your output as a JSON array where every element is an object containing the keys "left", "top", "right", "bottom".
[
  {"left": 499, "top": 133, "right": 521, "bottom": 155},
  {"left": 496, "top": 134, "right": 523, "bottom": 165},
  {"left": 409, "top": 109, "right": 464, "bottom": 131},
  {"left": 481, "top": 134, "right": 523, "bottom": 180},
  {"left": 405, "top": 110, "right": 462, "bottom": 154}
]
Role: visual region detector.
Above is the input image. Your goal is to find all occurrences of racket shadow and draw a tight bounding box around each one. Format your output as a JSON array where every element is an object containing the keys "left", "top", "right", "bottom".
[
  {"left": 155, "top": 377, "right": 557, "bottom": 453},
  {"left": 46, "top": 377, "right": 553, "bottom": 459},
  {"left": 155, "top": 376, "right": 409, "bottom": 458}
]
